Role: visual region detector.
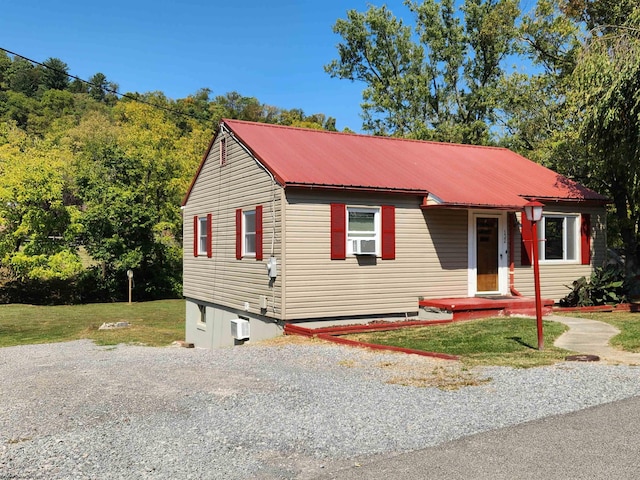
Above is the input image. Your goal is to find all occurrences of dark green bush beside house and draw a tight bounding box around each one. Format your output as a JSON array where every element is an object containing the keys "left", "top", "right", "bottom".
[{"left": 560, "top": 263, "right": 627, "bottom": 307}]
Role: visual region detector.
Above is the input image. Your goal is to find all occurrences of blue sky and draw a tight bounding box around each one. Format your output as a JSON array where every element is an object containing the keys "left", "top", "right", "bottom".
[{"left": 1, "top": 0, "right": 421, "bottom": 132}]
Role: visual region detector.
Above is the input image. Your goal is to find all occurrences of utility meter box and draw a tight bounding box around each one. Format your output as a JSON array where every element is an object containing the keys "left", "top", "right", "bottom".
[
  {"left": 230, "top": 318, "right": 250, "bottom": 340},
  {"left": 266, "top": 257, "right": 277, "bottom": 278}
]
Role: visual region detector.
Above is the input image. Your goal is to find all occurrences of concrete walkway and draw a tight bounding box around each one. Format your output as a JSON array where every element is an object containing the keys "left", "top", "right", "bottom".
[{"left": 549, "top": 314, "right": 640, "bottom": 365}]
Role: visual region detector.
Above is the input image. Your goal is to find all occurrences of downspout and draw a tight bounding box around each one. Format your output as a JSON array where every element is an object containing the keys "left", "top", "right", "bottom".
[{"left": 508, "top": 212, "right": 523, "bottom": 296}]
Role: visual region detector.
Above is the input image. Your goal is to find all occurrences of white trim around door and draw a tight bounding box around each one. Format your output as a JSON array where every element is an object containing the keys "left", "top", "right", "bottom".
[{"left": 468, "top": 211, "right": 509, "bottom": 296}]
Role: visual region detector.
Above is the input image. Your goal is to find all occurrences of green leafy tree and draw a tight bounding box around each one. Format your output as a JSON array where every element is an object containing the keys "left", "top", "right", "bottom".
[
  {"left": 40, "top": 89, "right": 76, "bottom": 119},
  {"left": 326, "top": 0, "right": 519, "bottom": 143},
  {"left": 6, "top": 57, "right": 40, "bottom": 97},
  {"left": 571, "top": 7, "right": 640, "bottom": 272},
  {"left": 563, "top": 0, "right": 637, "bottom": 33},
  {"left": 0, "top": 123, "right": 82, "bottom": 281},
  {"left": 1, "top": 91, "right": 38, "bottom": 130},
  {"left": 324, "top": 116, "right": 337, "bottom": 131},
  {"left": 70, "top": 104, "right": 184, "bottom": 298},
  {"left": 0, "top": 50, "right": 12, "bottom": 88},
  {"left": 500, "top": 0, "right": 640, "bottom": 270},
  {"left": 497, "top": 0, "right": 582, "bottom": 164},
  {"left": 173, "top": 88, "right": 213, "bottom": 132},
  {"left": 214, "top": 91, "right": 266, "bottom": 122},
  {"left": 69, "top": 78, "right": 88, "bottom": 94}
]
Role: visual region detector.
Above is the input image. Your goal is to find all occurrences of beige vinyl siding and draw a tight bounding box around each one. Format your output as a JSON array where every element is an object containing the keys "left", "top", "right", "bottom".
[
  {"left": 282, "top": 191, "right": 468, "bottom": 320},
  {"left": 513, "top": 206, "right": 606, "bottom": 301},
  {"left": 183, "top": 132, "right": 283, "bottom": 318}
]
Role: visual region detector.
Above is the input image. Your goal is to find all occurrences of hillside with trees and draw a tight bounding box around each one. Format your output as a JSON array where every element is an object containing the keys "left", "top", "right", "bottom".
[{"left": 0, "top": 50, "right": 336, "bottom": 303}]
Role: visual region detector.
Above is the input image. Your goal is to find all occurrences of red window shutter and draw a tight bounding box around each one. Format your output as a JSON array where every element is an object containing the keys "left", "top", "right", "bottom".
[
  {"left": 330, "top": 203, "right": 346, "bottom": 260},
  {"left": 581, "top": 213, "right": 591, "bottom": 265},
  {"left": 520, "top": 213, "right": 533, "bottom": 266},
  {"left": 255, "top": 205, "right": 263, "bottom": 261},
  {"left": 381, "top": 205, "right": 396, "bottom": 260},
  {"left": 193, "top": 216, "right": 198, "bottom": 257},
  {"left": 235, "top": 209, "right": 242, "bottom": 260},
  {"left": 206, "top": 213, "right": 213, "bottom": 258}
]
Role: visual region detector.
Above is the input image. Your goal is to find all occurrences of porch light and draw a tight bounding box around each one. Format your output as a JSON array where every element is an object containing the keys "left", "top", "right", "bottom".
[
  {"left": 523, "top": 200, "right": 544, "bottom": 222},
  {"left": 523, "top": 200, "right": 545, "bottom": 350}
]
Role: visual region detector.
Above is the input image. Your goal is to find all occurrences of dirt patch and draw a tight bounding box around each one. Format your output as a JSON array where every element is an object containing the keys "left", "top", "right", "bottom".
[
  {"left": 254, "top": 334, "right": 486, "bottom": 390},
  {"left": 334, "top": 349, "right": 487, "bottom": 390},
  {"left": 383, "top": 363, "right": 490, "bottom": 390}
]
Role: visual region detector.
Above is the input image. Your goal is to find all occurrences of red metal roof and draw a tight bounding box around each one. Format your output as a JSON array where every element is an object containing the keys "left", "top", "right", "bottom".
[{"left": 184, "top": 119, "right": 607, "bottom": 208}]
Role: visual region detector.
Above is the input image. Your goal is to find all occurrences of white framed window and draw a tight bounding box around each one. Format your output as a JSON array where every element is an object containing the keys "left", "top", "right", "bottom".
[
  {"left": 538, "top": 214, "right": 579, "bottom": 262},
  {"left": 197, "top": 217, "right": 208, "bottom": 256},
  {"left": 347, "top": 207, "right": 380, "bottom": 256},
  {"left": 243, "top": 210, "right": 256, "bottom": 256}
]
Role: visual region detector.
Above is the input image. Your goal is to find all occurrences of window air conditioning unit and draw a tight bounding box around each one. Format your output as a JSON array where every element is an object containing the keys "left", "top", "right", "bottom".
[
  {"left": 230, "top": 318, "right": 250, "bottom": 340},
  {"left": 352, "top": 239, "right": 376, "bottom": 255}
]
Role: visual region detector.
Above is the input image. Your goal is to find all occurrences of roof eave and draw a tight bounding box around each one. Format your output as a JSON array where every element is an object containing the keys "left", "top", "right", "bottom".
[
  {"left": 284, "top": 183, "right": 430, "bottom": 196},
  {"left": 420, "top": 195, "right": 611, "bottom": 211},
  {"left": 520, "top": 195, "right": 611, "bottom": 205},
  {"left": 421, "top": 203, "right": 522, "bottom": 211}
]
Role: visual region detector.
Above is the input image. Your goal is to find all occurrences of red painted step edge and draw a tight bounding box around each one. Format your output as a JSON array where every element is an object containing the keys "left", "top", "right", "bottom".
[{"left": 452, "top": 309, "right": 504, "bottom": 321}]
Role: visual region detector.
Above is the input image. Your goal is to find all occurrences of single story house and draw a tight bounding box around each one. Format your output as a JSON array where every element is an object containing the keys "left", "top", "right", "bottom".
[{"left": 182, "top": 119, "right": 608, "bottom": 348}]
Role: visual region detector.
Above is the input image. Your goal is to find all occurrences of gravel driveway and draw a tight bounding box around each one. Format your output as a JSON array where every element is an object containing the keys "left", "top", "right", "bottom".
[{"left": 2, "top": 338, "right": 640, "bottom": 479}]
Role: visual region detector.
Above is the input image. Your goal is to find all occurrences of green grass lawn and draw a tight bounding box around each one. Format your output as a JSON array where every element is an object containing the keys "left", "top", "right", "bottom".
[
  {"left": 344, "top": 317, "right": 570, "bottom": 368},
  {"left": 567, "top": 311, "right": 640, "bottom": 352},
  {"left": 0, "top": 299, "right": 185, "bottom": 348}
]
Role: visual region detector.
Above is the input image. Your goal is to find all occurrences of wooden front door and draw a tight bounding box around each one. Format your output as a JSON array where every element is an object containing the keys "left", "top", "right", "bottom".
[{"left": 476, "top": 217, "right": 499, "bottom": 292}]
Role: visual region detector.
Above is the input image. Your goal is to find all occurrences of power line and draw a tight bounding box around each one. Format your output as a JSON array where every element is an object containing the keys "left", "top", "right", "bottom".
[{"left": 0, "top": 46, "right": 206, "bottom": 121}]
